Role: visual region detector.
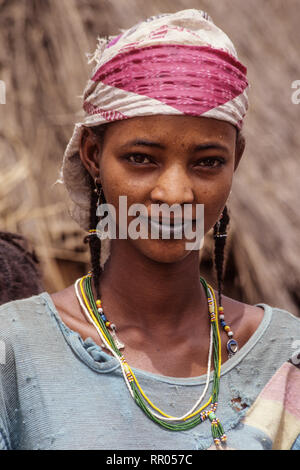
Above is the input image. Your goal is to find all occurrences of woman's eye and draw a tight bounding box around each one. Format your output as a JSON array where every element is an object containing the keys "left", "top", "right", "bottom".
[
  {"left": 194, "top": 157, "right": 225, "bottom": 168},
  {"left": 126, "top": 154, "right": 152, "bottom": 165}
]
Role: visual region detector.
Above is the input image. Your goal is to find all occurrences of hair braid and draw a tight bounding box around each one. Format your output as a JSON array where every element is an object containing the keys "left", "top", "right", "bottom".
[
  {"left": 81, "top": 123, "right": 110, "bottom": 301},
  {"left": 84, "top": 177, "right": 102, "bottom": 299},
  {"left": 213, "top": 206, "right": 230, "bottom": 307}
]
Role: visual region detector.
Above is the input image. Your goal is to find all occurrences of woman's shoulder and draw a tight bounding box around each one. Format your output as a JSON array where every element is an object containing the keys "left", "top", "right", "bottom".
[
  {"left": 221, "top": 294, "right": 300, "bottom": 357},
  {"left": 0, "top": 292, "right": 54, "bottom": 336},
  {"left": 0, "top": 291, "right": 49, "bottom": 314},
  {"left": 222, "top": 293, "right": 299, "bottom": 328}
]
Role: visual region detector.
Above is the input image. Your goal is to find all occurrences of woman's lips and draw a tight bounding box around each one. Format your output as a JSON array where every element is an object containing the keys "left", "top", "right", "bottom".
[{"left": 140, "top": 216, "right": 195, "bottom": 237}]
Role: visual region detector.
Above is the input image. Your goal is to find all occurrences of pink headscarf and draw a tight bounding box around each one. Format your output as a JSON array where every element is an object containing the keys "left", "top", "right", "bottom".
[{"left": 60, "top": 9, "right": 249, "bottom": 235}]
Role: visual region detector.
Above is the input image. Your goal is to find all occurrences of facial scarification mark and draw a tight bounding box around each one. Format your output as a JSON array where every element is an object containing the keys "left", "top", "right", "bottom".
[{"left": 231, "top": 397, "right": 248, "bottom": 412}]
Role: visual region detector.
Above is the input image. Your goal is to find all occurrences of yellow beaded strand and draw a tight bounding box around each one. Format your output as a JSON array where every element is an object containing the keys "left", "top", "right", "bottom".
[{"left": 86, "top": 280, "right": 221, "bottom": 422}]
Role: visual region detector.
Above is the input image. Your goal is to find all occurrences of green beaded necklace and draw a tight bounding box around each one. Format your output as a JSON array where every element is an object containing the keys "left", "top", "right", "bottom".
[{"left": 75, "top": 274, "right": 227, "bottom": 447}]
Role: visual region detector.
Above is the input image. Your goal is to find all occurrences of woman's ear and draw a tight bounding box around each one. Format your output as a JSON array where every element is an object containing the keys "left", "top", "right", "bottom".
[
  {"left": 234, "top": 131, "right": 246, "bottom": 171},
  {"left": 79, "top": 127, "right": 102, "bottom": 179}
]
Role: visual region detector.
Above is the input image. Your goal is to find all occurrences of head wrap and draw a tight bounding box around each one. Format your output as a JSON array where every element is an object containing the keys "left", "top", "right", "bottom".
[{"left": 60, "top": 9, "right": 249, "bottom": 235}]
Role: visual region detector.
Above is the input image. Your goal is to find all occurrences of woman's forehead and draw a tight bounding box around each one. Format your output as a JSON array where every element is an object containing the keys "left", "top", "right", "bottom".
[{"left": 104, "top": 115, "right": 237, "bottom": 146}]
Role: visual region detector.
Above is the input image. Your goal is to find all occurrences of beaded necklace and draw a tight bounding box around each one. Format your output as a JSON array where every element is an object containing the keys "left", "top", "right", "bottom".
[{"left": 74, "top": 273, "right": 228, "bottom": 447}]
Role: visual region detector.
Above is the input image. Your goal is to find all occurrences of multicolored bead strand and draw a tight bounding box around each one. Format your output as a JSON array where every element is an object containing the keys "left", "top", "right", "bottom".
[
  {"left": 95, "top": 294, "right": 124, "bottom": 349},
  {"left": 218, "top": 306, "right": 238, "bottom": 358},
  {"left": 75, "top": 273, "right": 228, "bottom": 447}
]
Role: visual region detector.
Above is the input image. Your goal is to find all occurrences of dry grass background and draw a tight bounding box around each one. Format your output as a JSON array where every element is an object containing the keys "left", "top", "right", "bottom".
[{"left": 0, "top": 0, "right": 299, "bottom": 315}]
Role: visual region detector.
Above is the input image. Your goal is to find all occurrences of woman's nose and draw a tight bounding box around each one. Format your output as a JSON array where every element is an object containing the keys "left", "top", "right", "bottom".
[{"left": 150, "top": 165, "right": 194, "bottom": 206}]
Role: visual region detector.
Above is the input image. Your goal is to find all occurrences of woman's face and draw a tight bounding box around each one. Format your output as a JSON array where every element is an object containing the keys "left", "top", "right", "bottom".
[{"left": 81, "top": 115, "right": 244, "bottom": 263}]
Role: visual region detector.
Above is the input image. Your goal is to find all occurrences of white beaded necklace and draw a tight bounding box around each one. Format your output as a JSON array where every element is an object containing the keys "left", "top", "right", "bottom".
[{"left": 74, "top": 277, "right": 214, "bottom": 421}]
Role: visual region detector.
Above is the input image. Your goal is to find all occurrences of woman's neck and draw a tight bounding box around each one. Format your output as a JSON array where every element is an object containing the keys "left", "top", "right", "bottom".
[{"left": 99, "top": 240, "right": 208, "bottom": 332}]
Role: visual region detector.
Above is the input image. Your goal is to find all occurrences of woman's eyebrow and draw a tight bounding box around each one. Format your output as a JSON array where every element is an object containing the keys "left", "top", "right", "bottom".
[
  {"left": 120, "top": 139, "right": 166, "bottom": 150},
  {"left": 119, "top": 139, "right": 230, "bottom": 153},
  {"left": 193, "top": 142, "right": 230, "bottom": 152}
]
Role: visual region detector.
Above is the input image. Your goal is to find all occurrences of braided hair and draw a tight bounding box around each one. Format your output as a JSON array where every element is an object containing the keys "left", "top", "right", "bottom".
[
  {"left": 0, "top": 232, "right": 43, "bottom": 305},
  {"left": 211, "top": 128, "right": 244, "bottom": 305},
  {"left": 84, "top": 177, "right": 103, "bottom": 299},
  {"left": 212, "top": 129, "right": 244, "bottom": 305},
  {"left": 213, "top": 206, "right": 230, "bottom": 307},
  {"left": 83, "top": 124, "right": 108, "bottom": 300}
]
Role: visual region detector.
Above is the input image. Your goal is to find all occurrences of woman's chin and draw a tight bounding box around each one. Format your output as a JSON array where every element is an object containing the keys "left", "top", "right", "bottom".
[{"left": 131, "top": 237, "right": 195, "bottom": 264}]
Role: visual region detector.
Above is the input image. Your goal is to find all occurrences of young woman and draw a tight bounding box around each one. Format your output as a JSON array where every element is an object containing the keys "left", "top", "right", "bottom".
[{"left": 0, "top": 10, "right": 299, "bottom": 451}]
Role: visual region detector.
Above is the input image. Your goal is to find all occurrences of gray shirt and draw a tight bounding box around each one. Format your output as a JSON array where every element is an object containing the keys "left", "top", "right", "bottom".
[{"left": 0, "top": 292, "right": 299, "bottom": 450}]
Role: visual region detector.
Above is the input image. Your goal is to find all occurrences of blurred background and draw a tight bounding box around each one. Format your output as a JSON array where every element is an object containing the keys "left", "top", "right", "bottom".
[{"left": 0, "top": 0, "right": 299, "bottom": 315}]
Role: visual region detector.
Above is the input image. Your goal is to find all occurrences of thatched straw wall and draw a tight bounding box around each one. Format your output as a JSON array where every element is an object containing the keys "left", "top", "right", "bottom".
[{"left": 0, "top": 0, "right": 299, "bottom": 315}]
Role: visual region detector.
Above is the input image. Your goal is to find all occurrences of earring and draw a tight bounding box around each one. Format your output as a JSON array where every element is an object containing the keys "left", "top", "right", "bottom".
[{"left": 94, "top": 178, "right": 103, "bottom": 206}]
